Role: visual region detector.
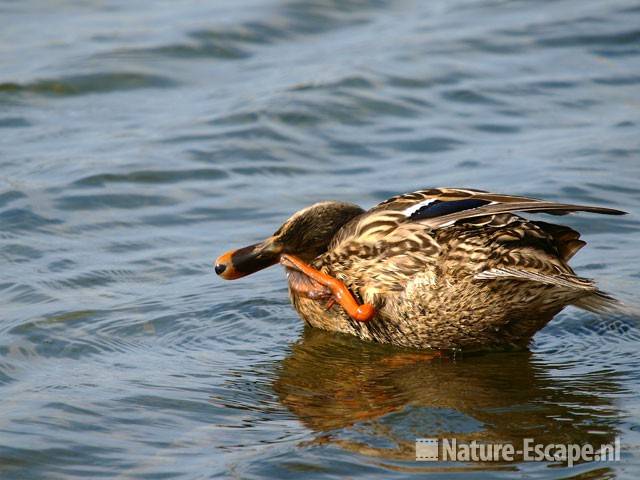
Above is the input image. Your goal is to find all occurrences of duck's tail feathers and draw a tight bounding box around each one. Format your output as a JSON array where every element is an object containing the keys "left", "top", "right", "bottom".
[{"left": 572, "top": 290, "right": 637, "bottom": 317}]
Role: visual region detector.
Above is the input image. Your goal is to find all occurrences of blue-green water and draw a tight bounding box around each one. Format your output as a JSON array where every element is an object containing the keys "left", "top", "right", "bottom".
[{"left": 1, "top": 1, "right": 640, "bottom": 478}]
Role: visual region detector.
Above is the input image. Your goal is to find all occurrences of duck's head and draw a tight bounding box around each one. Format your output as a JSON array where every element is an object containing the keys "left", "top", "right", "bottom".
[{"left": 215, "top": 201, "right": 364, "bottom": 280}]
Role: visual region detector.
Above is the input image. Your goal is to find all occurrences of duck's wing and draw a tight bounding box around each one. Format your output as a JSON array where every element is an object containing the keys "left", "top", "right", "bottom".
[
  {"left": 329, "top": 187, "right": 625, "bottom": 250},
  {"left": 372, "top": 187, "right": 626, "bottom": 229}
]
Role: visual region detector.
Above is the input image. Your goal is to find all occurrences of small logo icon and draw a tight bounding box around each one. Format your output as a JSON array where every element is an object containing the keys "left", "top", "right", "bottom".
[{"left": 416, "top": 438, "right": 439, "bottom": 461}]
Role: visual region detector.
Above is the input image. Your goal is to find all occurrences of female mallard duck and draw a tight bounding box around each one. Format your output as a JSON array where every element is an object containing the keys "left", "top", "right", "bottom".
[{"left": 215, "top": 188, "right": 625, "bottom": 350}]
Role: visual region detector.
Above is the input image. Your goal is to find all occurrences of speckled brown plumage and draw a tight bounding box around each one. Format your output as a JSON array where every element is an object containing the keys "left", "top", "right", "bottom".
[
  {"left": 216, "top": 187, "right": 626, "bottom": 350},
  {"left": 283, "top": 188, "right": 625, "bottom": 350}
]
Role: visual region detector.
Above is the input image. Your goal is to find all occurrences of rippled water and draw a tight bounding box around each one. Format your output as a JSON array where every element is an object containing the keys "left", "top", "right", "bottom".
[{"left": 1, "top": 0, "right": 640, "bottom": 478}]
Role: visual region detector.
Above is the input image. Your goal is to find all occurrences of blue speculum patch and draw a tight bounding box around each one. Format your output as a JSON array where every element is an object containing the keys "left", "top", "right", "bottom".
[{"left": 409, "top": 199, "right": 491, "bottom": 220}]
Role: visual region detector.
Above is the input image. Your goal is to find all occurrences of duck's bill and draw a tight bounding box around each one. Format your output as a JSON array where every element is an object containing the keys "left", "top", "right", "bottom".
[{"left": 215, "top": 239, "right": 281, "bottom": 280}]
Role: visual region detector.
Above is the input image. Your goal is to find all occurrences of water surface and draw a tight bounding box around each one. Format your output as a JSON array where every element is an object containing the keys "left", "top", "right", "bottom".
[{"left": 1, "top": 0, "right": 640, "bottom": 478}]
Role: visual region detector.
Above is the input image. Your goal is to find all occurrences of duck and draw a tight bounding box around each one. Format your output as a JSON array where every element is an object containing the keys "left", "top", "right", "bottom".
[{"left": 215, "top": 187, "right": 626, "bottom": 350}]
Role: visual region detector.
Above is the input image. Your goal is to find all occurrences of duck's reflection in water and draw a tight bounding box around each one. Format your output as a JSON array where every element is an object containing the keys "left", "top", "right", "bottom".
[{"left": 273, "top": 327, "right": 621, "bottom": 467}]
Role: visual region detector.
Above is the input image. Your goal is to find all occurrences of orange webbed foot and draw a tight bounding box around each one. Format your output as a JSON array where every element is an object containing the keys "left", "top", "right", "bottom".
[{"left": 280, "top": 254, "right": 376, "bottom": 322}]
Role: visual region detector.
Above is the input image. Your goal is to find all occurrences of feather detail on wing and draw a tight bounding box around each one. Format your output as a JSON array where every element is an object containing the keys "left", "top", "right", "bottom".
[
  {"left": 474, "top": 267, "right": 631, "bottom": 316},
  {"left": 573, "top": 291, "right": 626, "bottom": 315},
  {"left": 371, "top": 187, "right": 626, "bottom": 230},
  {"left": 531, "top": 221, "right": 586, "bottom": 261},
  {"left": 474, "top": 267, "right": 596, "bottom": 290},
  {"left": 422, "top": 200, "right": 626, "bottom": 229},
  {"left": 328, "top": 187, "right": 625, "bottom": 260}
]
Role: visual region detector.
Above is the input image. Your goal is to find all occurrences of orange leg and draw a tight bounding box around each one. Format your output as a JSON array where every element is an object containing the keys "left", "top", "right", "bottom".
[{"left": 280, "top": 254, "right": 375, "bottom": 322}]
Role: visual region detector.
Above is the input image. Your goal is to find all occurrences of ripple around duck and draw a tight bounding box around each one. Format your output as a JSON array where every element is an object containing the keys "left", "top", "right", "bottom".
[
  {"left": 586, "top": 182, "right": 640, "bottom": 200},
  {"left": 4, "top": 314, "right": 156, "bottom": 361},
  {"left": 0, "top": 208, "right": 62, "bottom": 233},
  {"left": 593, "top": 46, "right": 640, "bottom": 57},
  {"left": 1, "top": 283, "right": 53, "bottom": 307},
  {"left": 440, "top": 88, "right": 504, "bottom": 105},
  {"left": 0, "top": 73, "right": 179, "bottom": 97},
  {"left": 100, "top": 0, "right": 387, "bottom": 64},
  {"left": 381, "top": 136, "right": 464, "bottom": 153},
  {"left": 0, "top": 117, "right": 31, "bottom": 128},
  {"left": 536, "top": 28, "right": 640, "bottom": 48},
  {"left": 54, "top": 193, "right": 175, "bottom": 211},
  {"left": 210, "top": 107, "right": 326, "bottom": 129},
  {"left": 162, "top": 125, "right": 293, "bottom": 145},
  {"left": 0, "top": 445, "right": 125, "bottom": 479},
  {"left": 294, "top": 99, "right": 374, "bottom": 127},
  {"left": 121, "top": 42, "right": 251, "bottom": 60},
  {"left": 277, "top": 0, "right": 384, "bottom": 34},
  {"left": 326, "top": 138, "right": 380, "bottom": 158},
  {"left": 118, "top": 394, "right": 225, "bottom": 422},
  {"left": 189, "top": 146, "right": 283, "bottom": 164},
  {"left": 337, "top": 91, "right": 422, "bottom": 118},
  {"left": 290, "top": 75, "right": 376, "bottom": 93},
  {"left": 592, "top": 75, "right": 640, "bottom": 86},
  {"left": 384, "top": 71, "right": 474, "bottom": 90},
  {"left": 46, "top": 259, "right": 77, "bottom": 273},
  {"left": 231, "top": 165, "right": 314, "bottom": 177},
  {"left": 0, "top": 191, "right": 27, "bottom": 209},
  {"left": 270, "top": 110, "right": 324, "bottom": 128},
  {"left": 38, "top": 268, "right": 139, "bottom": 290},
  {"left": 0, "top": 244, "right": 43, "bottom": 264},
  {"left": 462, "top": 37, "right": 528, "bottom": 55},
  {"left": 472, "top": 123, "right": 521, "bottom": 134},
  {"left": 72, "top": 168, "right": 229, "bottom": 187},
  {"left": 528, "top": 79, "right": 579, "bottom": 90},
  {"left": 188, "top": 21, "right": 290, "bottom": 46},
  {"left": 184, "top": 206, "right": 266, "bottom": 222}
]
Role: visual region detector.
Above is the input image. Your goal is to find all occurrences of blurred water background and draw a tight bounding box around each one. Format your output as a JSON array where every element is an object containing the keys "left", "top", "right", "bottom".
[{"left": 1, "top": 0, "right": 640, "bottom": 478}]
